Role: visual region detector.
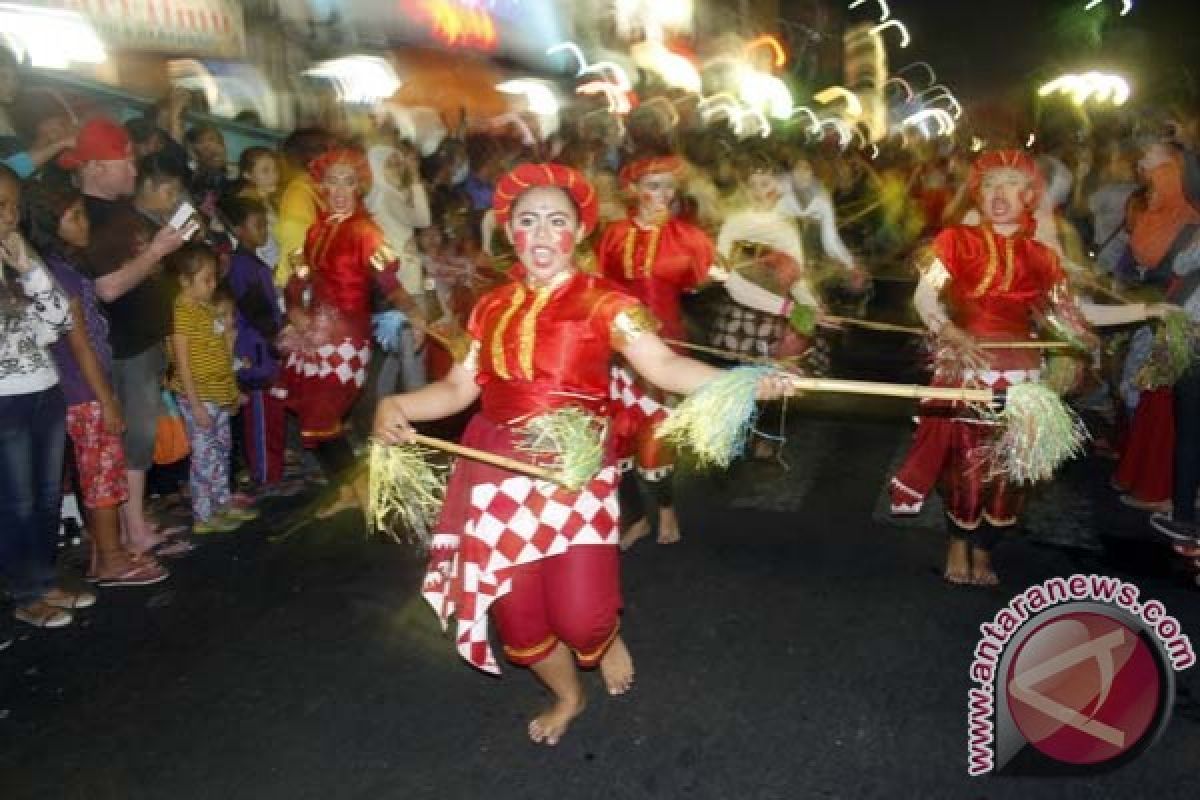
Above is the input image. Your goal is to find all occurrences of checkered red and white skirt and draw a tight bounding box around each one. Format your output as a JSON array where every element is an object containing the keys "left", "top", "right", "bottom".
[
  {"left": 279, "top": 307, "right": 371, "bottom": 446},
  {"left": 423, "top": 413, "right": 620, "bottom": 674}
]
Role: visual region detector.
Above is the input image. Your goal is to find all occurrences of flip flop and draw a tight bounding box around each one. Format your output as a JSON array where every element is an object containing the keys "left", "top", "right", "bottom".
[
  {"left": 152, "top": 540, "right": 197, "bottom": 558},
  {"left": 97, "top": 560, "right": 170, "bottom": 587}
]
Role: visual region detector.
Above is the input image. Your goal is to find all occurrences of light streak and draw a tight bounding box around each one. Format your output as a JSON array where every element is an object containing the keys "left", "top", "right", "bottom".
[
  {"left": 814, "top": 86, "right": 864, "bottom": 118},
  {"left": 848, "top": 0, "right": 890, "bottom": 21},
  {"left": 1038, "top": 72, "right": 1130, "bottom": 106},
  {"left": 744, "top": 34, "right": 787, "bottom": 68},
  {"left": 1085, "top": 0, "right": 1133, "bottom": 15},
  {"left": 0, "top": 4, "right": 105, "bottom": 69},
  {"left": 791, "top": 105, "right": 821, "bottom": 133},
  {"left": 305, "top": 56, "right": 401, "bottom": 104},
  {"left": 896, "top": 61, "right": 937, "bottom": 86},
  {"left": 870, "top": 19, "right": 911, "bottom": 48},
  {"left": 884, "top": 76, "right": 915, "bottom": 102},
  {"left": 902, "top": 108, "right": 955, "bottom": 136},
  {"left": 631, "top": 40, "right": 701, "bottom": 94},
  {"left": 496, "top": 80, "right": 560, "bottom": 117}
]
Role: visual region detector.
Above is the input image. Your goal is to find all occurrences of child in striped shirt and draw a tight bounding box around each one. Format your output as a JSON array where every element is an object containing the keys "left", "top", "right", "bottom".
[{"left": 167, "top": 242, "right": 258, "bottom": 534}]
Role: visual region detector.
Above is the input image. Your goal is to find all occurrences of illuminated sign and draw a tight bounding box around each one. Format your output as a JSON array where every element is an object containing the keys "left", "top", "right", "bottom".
[
  {"left": 404, "top": 0, "right": 498, "bottom": 51},
  {"left": 22, "top": 0, "right": 244, "bottom": 57}
]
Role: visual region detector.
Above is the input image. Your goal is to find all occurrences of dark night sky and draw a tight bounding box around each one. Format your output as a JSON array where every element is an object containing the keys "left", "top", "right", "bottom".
[{"left": 845, "top": 0, "right": 1200, "bottom": 105}]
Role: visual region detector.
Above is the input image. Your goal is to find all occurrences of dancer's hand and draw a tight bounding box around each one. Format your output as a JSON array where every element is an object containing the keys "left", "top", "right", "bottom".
[
  {"left": 756, "top": 370, "right": 796, "bottom": 402},
  {"left": 374, "top": 396, "right": 416, "bottom": 445},
  {"left": 938, "top": 322, "right": 983, "bottom": 361}
]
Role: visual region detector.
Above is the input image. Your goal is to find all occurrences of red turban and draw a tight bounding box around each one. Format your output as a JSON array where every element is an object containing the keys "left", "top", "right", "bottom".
[
  {"left": 493, "top": 162, "right": 599, "bottom": 237},
  {"left": 309, "top": 148, "right": 372, "bottom": 193},
  {"left": 618, "top": 155, "right": 686, "bottom": 189},
  {"left": 967, "top": 150, "right": 1045, "bottom": 209},
  {"left": 57, "top": 117, "right": 131, "bottom": 170}
]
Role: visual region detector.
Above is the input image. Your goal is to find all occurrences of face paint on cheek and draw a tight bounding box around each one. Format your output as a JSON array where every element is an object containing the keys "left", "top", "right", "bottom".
[
  {"left": 513, "top": 229, "right": 529, "bottom": 254},
  {"left": 555, "top": 230, "right": 574, "bottom": 255}
]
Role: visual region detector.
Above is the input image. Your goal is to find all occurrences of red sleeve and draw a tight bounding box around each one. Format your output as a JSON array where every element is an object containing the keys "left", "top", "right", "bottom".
[{"left": 931, "top": 226, "right": 986, "bottom": 288}]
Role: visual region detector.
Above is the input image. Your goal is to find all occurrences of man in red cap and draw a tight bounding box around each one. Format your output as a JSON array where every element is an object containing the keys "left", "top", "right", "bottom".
[{"left": 61, "top": 117, "right": 188, "bottom": 557}]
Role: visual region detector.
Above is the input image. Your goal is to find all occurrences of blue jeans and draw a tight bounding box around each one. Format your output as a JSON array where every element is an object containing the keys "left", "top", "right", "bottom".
[
  {"left": 1173, "top": 364, "right": 1200, "bottom": 523},
  {"left": 0, "top": 387, "right": 66, "bottom": 605}
]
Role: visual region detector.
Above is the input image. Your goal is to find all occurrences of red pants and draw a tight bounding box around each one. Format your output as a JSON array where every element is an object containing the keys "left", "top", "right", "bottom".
[
  {"left": 1114, "top": 387, "right": 1174, "bottom": 503},
  {"left": 490, "top": 545, "right": 621, "bottom": 667},
  {"left": 243, "top": 388, "right": 287, "bottom": 486}
]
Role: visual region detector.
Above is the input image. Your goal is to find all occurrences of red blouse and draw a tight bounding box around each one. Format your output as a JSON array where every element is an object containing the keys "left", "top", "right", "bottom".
[
  {"left": 467, "top": 270, "right": 646, "bottom": 423},
  {"left": 596, "top": 217, "right": 715, "bottom": 340},
  {"left": 286, "top": 210, "right": 402, "bottom": 337}
]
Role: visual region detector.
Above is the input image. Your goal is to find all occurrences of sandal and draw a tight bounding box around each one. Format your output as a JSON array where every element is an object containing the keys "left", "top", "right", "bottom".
[
  {"left": 152, "top": 540, "right": 197, "bottom": 558},
  {"left": 42, "top": 587, "right": 97, "bottom": 610},
  {"left": 14, "top": 601, "right": 73, "bottom": 629},
  {"left": 96, "top": 560, "right": 170, "bottom": 587}
]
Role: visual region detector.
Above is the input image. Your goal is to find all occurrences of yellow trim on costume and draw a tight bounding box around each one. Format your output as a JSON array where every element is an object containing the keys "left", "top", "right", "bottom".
[
  {"left": 611, "top": 306, "right": 659, "bottom": 348},
  {"left": 972, "top": 228, "right": 999, "bottom": 298},
  {"left": 1000, "top": 236, "right": 1016, "bottom": 291},
  {"left": 984, "top": 512, "right": 1019, "bottom": 528},
  {"left": 518, "top": 285, "right": 555, "bottom": 380},
  {"left": 643, "top": 225, "right": 662, "bottom": 279},
  {"left": 302, "top": 423, "right": 344, "bottom": 439},
  {"left": 504, "top": 634, "right": 558, "bottom": 660},
  {"left": 573, "top": 622, "right": 620, "bottom": 664},
  {"left": 369, "top": 243, "right": 399, "bottom": 272},
  {"left": 622, "top": 226, "right": 638, "bottom": 280},
  {"left": 490, "top": 285, "right": 527, "bottom": 380},
  {"left": 621, "top": 222, "right": 664, "bottom": 280}
]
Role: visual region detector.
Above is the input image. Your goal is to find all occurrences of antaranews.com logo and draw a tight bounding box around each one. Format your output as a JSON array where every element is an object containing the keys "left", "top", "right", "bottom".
[{"left": 967, "top": 574, "right": 1195, "bottom": 775}]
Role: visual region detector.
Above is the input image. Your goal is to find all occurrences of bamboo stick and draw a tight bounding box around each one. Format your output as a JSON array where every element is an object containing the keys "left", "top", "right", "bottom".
[
  {"left": 826, "top": 315, "right": 1076, "bottom": 350},
  {"left": 979, "top": 341, "right": 1075, "bottom": 350},
  {"left": 826, "top": 315, "right": 925, "bottom": 334},
  {"left": 409, "top": 432, "right": 563, "bottom": 485},
  {"left": 663, "top": 338, "right": 804, "bottom": 368},
  {"left": 785, "top": 375, "right": 995, "bottom": 404}
]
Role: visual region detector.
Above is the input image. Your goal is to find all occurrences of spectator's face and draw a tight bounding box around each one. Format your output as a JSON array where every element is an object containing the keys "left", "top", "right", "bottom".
[
  {"left": 246, "top": 155, "right": 278, "bottom": 194},
  {"left": 181, "top": 262, "right": 218, "bottom": 303},
  {"left": 89, "top": 154, "right": 137, "bottom": 198},
  {"left": 192, "top": 129, "right": 226, "bottom": 171},
  {"left": 133, "top": 131, "right": 163, "bottom": 159},
  {"left": 0, "top": 174, "right": 19, "bottom": 240},
  {"left": 235, "top": 211, "right": 268, "bottom": 251},
  {"left": 746, "top": 171, "right": 781, "bottom": 209},
  {"left": 58, "top": 199, "right": 90, "bottom": 249},
  {"left": 138, "top": 176, "right": 183, "bottom": 217},
  {"left": 322, "top": 164, "right": 359, "bottom": 215},
  {"left": 416, "top": 225, "right": 442, "bottom": 254}
]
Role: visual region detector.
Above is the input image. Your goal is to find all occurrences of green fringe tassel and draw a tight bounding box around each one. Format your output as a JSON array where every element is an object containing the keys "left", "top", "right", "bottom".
[
  {"left": 367, "top": 441, "right": 447, "bottom": 547},
  {"left": 1164, "top": 311, "right": 1195, "bottom": 384},
  {"left": 789, "top": 305, "right": 816, "bottom": 336},
  {"left": 986, "top": 382, "right": 1089, "bottom": 485},
  {"left": 515, "top": 407, "right": 606, "bottom": 491},
  {"left": 657, "top": 367, "right": 768, "bottom": 469}
]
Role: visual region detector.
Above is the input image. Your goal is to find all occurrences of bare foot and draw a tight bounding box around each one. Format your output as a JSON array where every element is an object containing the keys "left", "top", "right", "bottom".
[
  {"left": 970, "top": 548, "right": 999, "bottom": 587},
  {"left": 598, "top": 635, "right": 635, "bottom": 696},
  {"left": 943, "top": 538, "right": 971, "bottom": 585},
  {"left": 619, "top": 517, "right": 651, "bottom": 551},
  {"left": 528, "top": 695, "right": 586, "bottom": 746},
  {"left": 315, "top": 486, "right": 360, "bottom": 519},
  {"left": 656, "top": 507, "right": 681, "bottom": 545}
]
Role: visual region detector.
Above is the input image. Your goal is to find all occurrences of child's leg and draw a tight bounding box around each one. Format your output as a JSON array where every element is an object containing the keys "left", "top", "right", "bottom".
[
  {"left": 178, "top": 397, "right": 218, "bottom": 521},
  {"left": 212, "top": 405, "right": 233, "bottom": 512}
]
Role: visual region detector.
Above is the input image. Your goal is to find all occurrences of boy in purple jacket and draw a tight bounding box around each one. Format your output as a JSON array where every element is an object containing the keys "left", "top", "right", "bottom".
[{"left": 221, "top": 197, "right": 287, "bottom": 493}]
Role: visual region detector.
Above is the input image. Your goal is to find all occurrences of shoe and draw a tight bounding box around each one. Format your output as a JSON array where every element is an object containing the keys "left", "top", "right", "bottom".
[
  {"left": 1120, "top": 494, "right": 1172, "bottom": 513},
  {"left": 219, "top": 506, "right": 259, "bottom": 523},
  {"left": 1150, "top": 513, "right": 1200, "bottom": 543},
  {"left": 13, "top": 601, "right": 72, "bottom": 629},
  {"left": 42, "top": 587, "right": 97, "bottom": 610},
  {"left": 193, "top": 516, "right": 241, "bottom": 534}
]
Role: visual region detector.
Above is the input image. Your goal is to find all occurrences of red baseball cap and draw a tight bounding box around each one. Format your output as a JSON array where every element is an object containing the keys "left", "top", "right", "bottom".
[{"left": 57, "top": 117, "right": 132, "bottom": 170}]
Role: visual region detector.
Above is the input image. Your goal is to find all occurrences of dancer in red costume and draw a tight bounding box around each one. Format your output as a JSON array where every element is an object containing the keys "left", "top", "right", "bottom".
[
  {"left": 596, "top": 154, "right": 717, "bottom": 549},
  {"left": 889, "top": 150, "right": 1166, "bottom": 585},
  {"left": 281, "top": 149, "right": 423, "bottom": 516},
  {"left": 373, "top": 163, "right": 788, "bottom": 746}
]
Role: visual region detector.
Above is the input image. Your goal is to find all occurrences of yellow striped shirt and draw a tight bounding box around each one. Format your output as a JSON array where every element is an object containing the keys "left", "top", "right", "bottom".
[{"left": 168, "top": 298, "right": 239, "bottom": 405}]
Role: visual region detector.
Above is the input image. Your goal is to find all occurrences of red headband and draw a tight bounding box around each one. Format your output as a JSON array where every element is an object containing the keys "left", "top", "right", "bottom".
[
  {"left": 493, "top": 162, "right": 599, "bottom": 237},
  {"left": 309, "top": 148, "right": 372, "bottom": 193},
  {"left": 968, "top": 149, "right": 1045, "bottom": 209},
  {"left": 618, "top": 155, "right": 685, "bottom": 189}
]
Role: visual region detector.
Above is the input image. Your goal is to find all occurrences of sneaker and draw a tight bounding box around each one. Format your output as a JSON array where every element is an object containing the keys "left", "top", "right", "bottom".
[
  {"left": 218, "top": 506, "right": 259, "bottom": 523},
  {"left": 1149, "top": 513, "right": 1200, "bottom": 543},
  {"left": 193, "top": 516, "right": 241, "bottom": 535},
  {"left": 1120, "top": 494, "right": 1172, "bottom": 513}
]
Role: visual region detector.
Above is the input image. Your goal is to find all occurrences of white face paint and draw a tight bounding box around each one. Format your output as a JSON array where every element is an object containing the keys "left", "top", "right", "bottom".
[
  {"left": 505, "top": 186, "right": 582, "bottom": 286},
  {"left": 980, "top": 167, "right": 1033, "bottom": 227},
  {"left": 634, "top": 173, "right": 677, "bottom": 223}
]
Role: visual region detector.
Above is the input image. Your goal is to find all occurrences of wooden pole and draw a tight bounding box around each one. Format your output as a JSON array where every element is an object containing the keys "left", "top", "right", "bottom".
[
  {"left": 409, "top": 432, "right": 564, "bottom": 485},
  {"left": 826, "top": 315, "right": 925, "bottom": 335},
  {"left": 663, "top": 338, "right": 804, "bottom": 368},
  {"left": 786, "top": 375, "right": 994, "bottom": 404},
  {"left": 826, "top": 315, "right": 1076, "bottom": 350}
]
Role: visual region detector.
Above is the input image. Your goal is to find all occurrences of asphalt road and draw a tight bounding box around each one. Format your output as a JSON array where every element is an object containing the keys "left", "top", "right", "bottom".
[{"left": 2, "top": 324, "right": 1198, "bottom": 799}]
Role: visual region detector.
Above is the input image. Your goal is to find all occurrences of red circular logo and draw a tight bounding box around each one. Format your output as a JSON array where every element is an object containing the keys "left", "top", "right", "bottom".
[{"left": 1005, "top": 612, "right": 1163, "bottom": 765}]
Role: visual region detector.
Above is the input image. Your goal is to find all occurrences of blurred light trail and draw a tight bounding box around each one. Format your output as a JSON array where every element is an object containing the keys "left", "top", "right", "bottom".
[
  {"left": 884, "top": 76, "right": 915, "bottom": 102},
  {"left": 870, "top": 19, "right": 910, "bottom": 48},
  {"left": 738, "top": 69, "right": 794, "bottom": 119},
  {"left": 896, "top": 61, "right": 936, "bottom": 86},
  {"left": 1085, "top": 0, "right": 1133, "bottom": 15},
  {"left": 744, "top": 35, "right": 787, "bottom": 68},
  {"left": 814, "top": 86, "right": 864, "bottom": 118},
  {"left": 631, "top": 40, "right": 701, "bottom": 93},
  {"left": 902, "top": 109, "right": 955, "bottom": 136},
  {"left": 305, "top": 56, "right": 400, "bottom": 104},
  {"left": 0, "top": 3, "right": 106, "bottom": 69},
  {"left": 496, "top": 80, "right": 560, "bottom": 116},
  {"left": 848, "top": 0, "right": 890, "bottom": 21},
  {"left": 791, "top": 106, "right": 821, "bottom": 133},
  {"left": 1038, "top": 72, "right": 1130, "bottom": 106}
]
